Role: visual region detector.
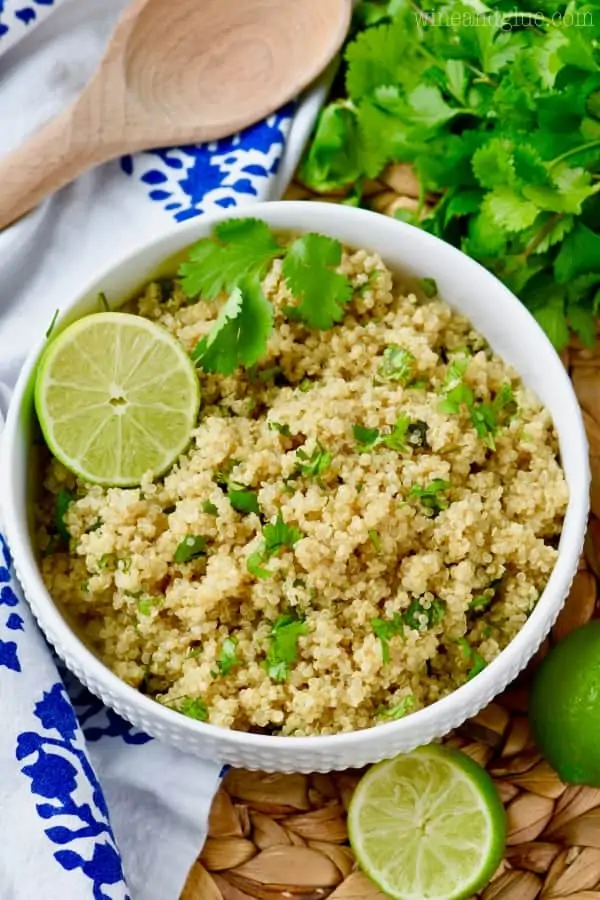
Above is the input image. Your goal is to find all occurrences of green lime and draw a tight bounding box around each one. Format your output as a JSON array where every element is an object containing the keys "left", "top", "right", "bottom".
[
  {"left": 530, "top": 621, "right": 600, "bottom": 786},
  {"left": 348, "top": 745, "right": 506, "bottom": 900},
  {"left": 35, "top": 312, "right": 200, "bottom": 487}
]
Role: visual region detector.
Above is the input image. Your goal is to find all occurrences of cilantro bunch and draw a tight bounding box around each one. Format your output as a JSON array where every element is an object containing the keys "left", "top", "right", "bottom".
[{"left": 301, "top": 0, "right": 600, "bottom": 349}]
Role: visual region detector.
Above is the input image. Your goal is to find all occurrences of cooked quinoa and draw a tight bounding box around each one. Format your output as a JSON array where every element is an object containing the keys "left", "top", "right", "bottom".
[{"left": 37, "top": 247, "right": 568, "bottom": 736}]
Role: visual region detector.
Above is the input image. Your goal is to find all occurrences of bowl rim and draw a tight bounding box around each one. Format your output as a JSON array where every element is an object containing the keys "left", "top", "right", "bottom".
[{"left": 0, "top": 200, "right": 590, "bottom": 753}]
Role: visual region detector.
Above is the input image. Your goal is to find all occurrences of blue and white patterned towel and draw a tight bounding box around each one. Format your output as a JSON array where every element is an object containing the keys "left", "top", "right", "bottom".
[{"left": 0, "top": 1, "right": 331, "bottom": 897}]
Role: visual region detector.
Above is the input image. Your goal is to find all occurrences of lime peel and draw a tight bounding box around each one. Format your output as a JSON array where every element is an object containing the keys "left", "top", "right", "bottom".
[
  {"left": 34, "top": 311, "right": 200, "bottom": 487},
  {"left": 348, "top": 745, "right": 507, "bottom": 900}
]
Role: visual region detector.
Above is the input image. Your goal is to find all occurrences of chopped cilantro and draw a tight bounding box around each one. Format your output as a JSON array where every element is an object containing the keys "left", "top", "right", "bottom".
[
  {"left": 265, "top": 612, "right": 309, "bottom": 682},
  {"left": 380, "top": 415, "right": 411, "bottom": 452},
  {"left": 268, "top": 421, "right": 292, "bottom": 437},
  {"left": 420, "top": 278, "right": 438, "bottom": 298},
  {"left": 468, "top": 384, "right": 517, "bottom": 450},
  {"left": 353, "top": 424, "right": 380, "bottom": 451},
  {"left": 295, "top": 443, "right": 331, "bottom": 481},
  {"left": 178, "top": 217, "right": 283, "bottom": 299},
  {"left": 97, "top": 553, "right": 116, "bottom": 570},
  {"left": 55, "top": 489, "right": 74, "bottom": 543},
  {"left": 187, "top": 644, "right": 203, "bottom": 659},
  {"left": 247, "top": 512, "right": 304, "bottom": 579},
  {"left": 228, "top": 485, "right": 260, "bottom": 516},
  {"left": 456, "top": 637, "right": 488, "bottom": 681},
  {"left": 403, "top": 597, "right": 446, "bottom": 632},
  {"left": 372, "top": 614, "right": 404, "bottom": 664},
  {"left": 174, "top": 535, "right": 208, "bottom": 564},
  {"left": 298, "top": 378, "right": 313, "bottom": 392},
  {"left": 118, "top": 557, "right": 132, "bottom": 573},
  {"left": 377, "top": 346, "right": 416, "bottom": 384},
  {"left": 138, "top": 596, "right": 159, "bottom": 616},
  {"left": 409, "top": 479, "right": 451, "bottom": 514},
  {"left": 202, "top": 500, "right": 219, "bottom": 516},
  {"left": 439, "top": 361, "right": 517, "bottom": 449},
  {"left": 217, "top": 637, "right": 240, "bottom": 676},
  {"left": 282, "top": 233, "right": 353, "bottom": 329},
  {"left": 469, "top": 594, "right": 493, "bottom": 611},
  {"left": 213, "top": 459, "right": 240, "bottom": 486},
  {"left": 178, "top": 697, "right": 209, "bottom": 722},
  {"left": 80, "top": 580, "right": 89, "bottom": 593},
  {"left": 353, "top": 416, "right": 414, "bottom": 454},
  {"left": 368, "top": 529, "right": 382, "bottom": 553},
  {"left": 378, "top": 694, "right": 416, "bottom": 721}
]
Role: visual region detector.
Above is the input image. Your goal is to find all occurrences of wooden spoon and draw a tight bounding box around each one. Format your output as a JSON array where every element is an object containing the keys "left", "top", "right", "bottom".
[{"left": 0, "top": 0, "right": 352, "bottom": 231}]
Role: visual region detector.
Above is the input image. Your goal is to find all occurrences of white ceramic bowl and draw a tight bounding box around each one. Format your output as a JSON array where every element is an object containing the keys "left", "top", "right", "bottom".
[{"left": 0, "top": 202, "right": 590, "bottom": 773}]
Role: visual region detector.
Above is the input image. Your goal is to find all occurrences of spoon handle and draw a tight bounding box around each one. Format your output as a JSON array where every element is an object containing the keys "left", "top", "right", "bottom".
[{"left": 0, "top": 103, "right": 108, "bottom": 232}]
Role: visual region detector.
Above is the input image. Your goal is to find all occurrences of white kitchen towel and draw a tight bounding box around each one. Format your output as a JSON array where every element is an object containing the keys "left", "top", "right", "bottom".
[{"left": 0, "top": 1, "right": 332, "bottom": 898}]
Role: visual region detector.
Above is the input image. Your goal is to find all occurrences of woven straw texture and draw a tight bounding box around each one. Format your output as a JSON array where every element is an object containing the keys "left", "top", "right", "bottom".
[{"left": 181, "top": 169, "right": 600, "bottom": 900}]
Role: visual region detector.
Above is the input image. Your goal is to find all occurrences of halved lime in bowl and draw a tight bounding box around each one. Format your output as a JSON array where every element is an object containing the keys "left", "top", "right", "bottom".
[{"left": 34, "top": 311, "right": 200, "bottom": 487}]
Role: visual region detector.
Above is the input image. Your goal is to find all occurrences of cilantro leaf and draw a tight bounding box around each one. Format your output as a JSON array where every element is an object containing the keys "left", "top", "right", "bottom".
[
  {"left": 178, "top": 697, "right": 208, "bottom": 721},
  {"left": 456, "top": 637, "right": 487, "bottom": 681},
  {"left": 368, "top": 529, "right": 382, "bottom": 553},
  {"left": 300, "top": 101, "right": 362, "bottom": 192},
  {"left": 409, "top": 479, "right": 451, "bottom": 514},
  {"left": 191, "top": 278, "right": 273, "bottom": 375},
  {"left": 353, "top": 424, "right": 380, "bottom": 451},
  {"left": 246, "top": 513, "right": 304, "bottom": 579},
  {"left": 179, "top": 218, "right": 282, "bottom": 299},
  {"left": 295, "top": 444, "right": 332, "bottom": 481},
  {"left": 534, "top": 296, "right": 571, "bottom": 349},
  {"left": 282, "top": 234, "right": 352, "bottom": 329},
  {"left": 228, "top": 485, "right": 260, "bottom": 516},
  {"left": 372, "top": 614, "right": 404, "bottom": 664},
  {"left": 380, "top": 414, "right": 411, "bottom": 452},
  {"left": 378, "top": 346, "right": 417, "bottom": 383},
  {"left": 217, "top": 637, "right": 240, "bottom": 676},
  {"left": 265, "top": 613, "right": 308, "bottom": 682},
  {"left": 555, "top": 223, "right": 600, "bottom": 283},
  {"left": 268, "top": 421, "right": 292, "bottom": 437},
  {"left": 402, "top": 596, "right": 446, "bottom": 631},
  {"left": 202, "top": 500, "right": 219, "bottom": 516},
  {"left": 174, "top": 535, "right": 208, "bottom": 564},
  {"left": 378, "top": 694, "right": 415, "bottom": 721},
  {"left": 482, "top": 187, "right": 540, "bottom": 233}
]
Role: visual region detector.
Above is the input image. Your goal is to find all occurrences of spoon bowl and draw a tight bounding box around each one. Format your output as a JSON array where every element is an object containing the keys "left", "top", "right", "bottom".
[{"left": 0, "top": 0, "right": 351, "bottom": 231}]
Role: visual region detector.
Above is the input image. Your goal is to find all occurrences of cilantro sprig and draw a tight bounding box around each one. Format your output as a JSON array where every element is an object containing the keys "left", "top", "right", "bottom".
[
  {"left": 300, "top": 2, "right": 600, "bottom": 350},
  {"left": 174, "top": 535, "right": 208, "bottom": 564},
  {"left": 180, "top": 219, "right": 355, "bottom": 375}
]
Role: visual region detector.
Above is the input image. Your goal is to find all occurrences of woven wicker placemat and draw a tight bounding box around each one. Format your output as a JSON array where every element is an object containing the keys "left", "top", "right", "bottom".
[{"left": 181, "top": 170, "right": 600, "bottom": 900}]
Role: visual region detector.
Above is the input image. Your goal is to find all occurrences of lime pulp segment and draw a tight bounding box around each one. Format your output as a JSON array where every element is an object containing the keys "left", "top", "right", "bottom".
[
  {"left": 348, "top": 745, "right": 507, "bottom": 900},
  {"left": 34, "top": 312, "right": 201, "bottom": 487}
]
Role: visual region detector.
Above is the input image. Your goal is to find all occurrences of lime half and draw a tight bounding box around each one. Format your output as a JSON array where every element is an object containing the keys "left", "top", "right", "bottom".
[
  {"left": 348, "top": 745, "right": 506, "bottom": 900},
  {"left": 35, "top": 312, "right": 200, "bottom": 486}
]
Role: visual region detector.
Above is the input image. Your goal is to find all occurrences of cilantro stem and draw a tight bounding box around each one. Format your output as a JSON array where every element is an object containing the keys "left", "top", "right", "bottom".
[{"left": 549, "top": 141, "right": 600, "bottom": 169}]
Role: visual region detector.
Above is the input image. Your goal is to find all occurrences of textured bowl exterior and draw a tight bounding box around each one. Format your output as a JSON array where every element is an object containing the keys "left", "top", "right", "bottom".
[{"left": 1, "top": 202, "right": 590, "bottom": 773}]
